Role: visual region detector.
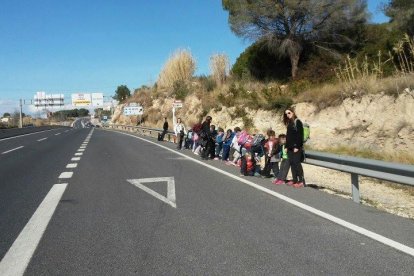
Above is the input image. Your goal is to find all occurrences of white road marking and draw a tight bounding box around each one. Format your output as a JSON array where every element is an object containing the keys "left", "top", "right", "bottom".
[
  {"left": 2, "top": 146, "right": 24, "bottom": 155},
  {"left": 37, "top": 138, "right": 47, "bottom": 142},
  {"left": 80, "top": 146, "right": 86, "bottom": 149},
  {"left": 116, "top": 131, "right": 414, "bottom": 257},
  {"left": 71, "top": 157, "right": 81, "bottom": 161},
  {"left": 54, "top": 133, "right": 61, "bottom": 136},
  {"left": 0, "top": 129, "right": 62, "bottom": 142},
  {"left": 127, "top": 177, "right": 176, "bottom": 208},
  {"left": 66, "top": 163, "right": 77, "bottom": 168},
  {"left": 74, "top": 152, "right": 83, "bottom": 156},
  {"left": 77, "top": 149, "right": 85, "bottom": 152},
  {"left": 0, "top": 184, "right": 67, "bottom": 276},
  {"left": 58, "top": 172, "right": 73, "bottom": 179}
]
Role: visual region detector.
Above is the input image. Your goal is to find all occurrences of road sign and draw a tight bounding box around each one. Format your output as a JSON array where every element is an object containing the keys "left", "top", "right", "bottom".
[
  {"left": 103, "top": 116, "right": 108, "bottom": 120},
  {"left": 127, "top": 177, "right": 176, "bottom": 208},
  {"left": 34, "top": 92, "right": 64, "bottom": 107},
  {"left": 72, "top": 93, "right": 92, "bottom": 107},
  {"left": 173, "top": 100, "right": 183, "bottom": 108},
  {"left": 123, "top": 105, "right": 143, "bottom": 116},
  {"left": 91, "top": 93, "right": 104, "bottom": 107}
]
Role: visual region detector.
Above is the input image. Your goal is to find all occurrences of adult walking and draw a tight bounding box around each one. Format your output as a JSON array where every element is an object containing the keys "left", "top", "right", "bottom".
[
  {"left": 200, "top": 116, "right": 213, "bottom": 160},
  {"left": 174, "top": 118, "right": 187, "bottom": 150},
  {"left": 160, "top": 117, "right": 169, "bottom": 141},
  {"left": 284, "top": 107, "right": 305, "bottom": 188}
]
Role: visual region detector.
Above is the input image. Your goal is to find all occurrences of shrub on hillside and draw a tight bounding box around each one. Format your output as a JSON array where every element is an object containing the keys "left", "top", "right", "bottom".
[
  {"left": 172, "top": 80, "right": 190, "bottom": 100},
  {"left": 158, "top": 49, "right": 196, "bottom": 88},
  {"left": 198, "top": 75, "right": 217, "bottom": 92}
]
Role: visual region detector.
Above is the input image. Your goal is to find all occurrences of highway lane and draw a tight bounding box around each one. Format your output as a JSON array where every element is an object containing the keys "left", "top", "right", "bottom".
[
  {"left": 0, "top": 128, "right": 70, "bottom": 154},
  {"left": 23, "top": 129, "right": 414, "bottom": 275},
  {"left": 0, "top": 128, "right": 90, "bottom": 262}
]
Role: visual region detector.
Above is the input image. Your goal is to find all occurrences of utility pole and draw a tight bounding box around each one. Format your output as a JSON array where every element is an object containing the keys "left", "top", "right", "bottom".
[{"left": 19, "top": 99, "right": 23, "bottom": 128}]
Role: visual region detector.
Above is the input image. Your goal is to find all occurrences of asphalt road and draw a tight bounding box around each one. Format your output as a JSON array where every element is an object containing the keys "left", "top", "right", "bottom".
[{"left": 0, "top": 128, "right": 413, "bottom": 275}]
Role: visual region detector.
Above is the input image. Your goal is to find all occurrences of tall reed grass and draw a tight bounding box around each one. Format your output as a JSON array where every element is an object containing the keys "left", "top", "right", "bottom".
[
  {"left": 157, "top": 49, "right": 196, "bottom": 88},
  {"left": 209, "top": 53, "right": 230, "bottom": 85}
]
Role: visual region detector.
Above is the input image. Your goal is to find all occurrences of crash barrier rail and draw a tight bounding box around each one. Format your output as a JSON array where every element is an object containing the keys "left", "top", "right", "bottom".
[{"left": 106, "top": 124, "right": 414, "bottom": 203}]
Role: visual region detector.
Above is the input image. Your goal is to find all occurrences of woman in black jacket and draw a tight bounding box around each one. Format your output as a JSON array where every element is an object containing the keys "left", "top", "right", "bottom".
[{"left": 283, "top": 108, "right": 305, "bottom": 188}]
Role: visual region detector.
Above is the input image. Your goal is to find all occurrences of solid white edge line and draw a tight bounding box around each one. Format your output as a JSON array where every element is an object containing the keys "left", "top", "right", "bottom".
[
  {"left": 0, "top": 184, "right": 68, "bottom": 276},
  {"left": 0, "top": 128, "right": 63, "bottom": 142},
  {"left": 114, "top": 130, "right": 414, "bottom": 257},
  {"left": 2, "top": 146, "right": 24, "bottom": 155}
]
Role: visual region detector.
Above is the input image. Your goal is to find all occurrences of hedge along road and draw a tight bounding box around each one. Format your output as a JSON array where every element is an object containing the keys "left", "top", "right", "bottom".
[{"left": 14, "top": 128, "right": 412, "bottom": 275}]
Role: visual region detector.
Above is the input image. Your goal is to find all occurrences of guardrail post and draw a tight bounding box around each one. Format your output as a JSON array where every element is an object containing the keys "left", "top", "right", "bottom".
[{"left": 351, "top": 173, "right": 360, "bottom": 203}]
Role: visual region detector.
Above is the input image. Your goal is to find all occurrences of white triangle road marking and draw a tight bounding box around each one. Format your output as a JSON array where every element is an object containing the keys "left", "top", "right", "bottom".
[{"left": 127, "top": 177, "right": 176, "bottom": 208}]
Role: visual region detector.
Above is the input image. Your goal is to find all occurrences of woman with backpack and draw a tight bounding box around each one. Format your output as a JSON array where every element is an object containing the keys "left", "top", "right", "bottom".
[{"left": 284, "top": 107, "right": 305, "bottom": 188}]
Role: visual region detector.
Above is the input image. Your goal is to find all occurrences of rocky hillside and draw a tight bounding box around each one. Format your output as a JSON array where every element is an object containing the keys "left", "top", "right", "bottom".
[{"left": 112, "top": 88, "right": 414, "bottom": 162}]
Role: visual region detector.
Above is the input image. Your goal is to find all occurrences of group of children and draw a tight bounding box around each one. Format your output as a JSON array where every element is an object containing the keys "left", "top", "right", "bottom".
[{"left": 181, "top": 126, "right": 291, "bottom": 185}]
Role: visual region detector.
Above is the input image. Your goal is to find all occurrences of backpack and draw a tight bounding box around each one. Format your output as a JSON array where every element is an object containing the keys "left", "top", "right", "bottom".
[
  {"left": 237, "top": 131, "right": 249, "bottom": 145},
  {"left": 294, "top": 119, "right": 310, "bottom": 143},
  {"left": 192, "top": 123, "right": 202, "bottom": 134},
  {"left": 243, "top": 135, "right": 253, "bottom": 150},
  {"left": 303, "top": 123, "right": 310, "bottom": 143},
  {"left": 252, "top": 134, "right": 265, "bottom": 147}
]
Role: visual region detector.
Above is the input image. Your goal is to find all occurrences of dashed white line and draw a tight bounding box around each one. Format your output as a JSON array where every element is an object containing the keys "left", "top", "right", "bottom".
[
  {"left": 54, "top": 133, "right": 61, "bottom": 136},
  {"left": 58, "top": 172, "right": 73, "bottom": 179},
  {"left": 77, "top": 149, "right": 85, "bottom": 152},
  {"left": 37, "top": 138, "right": 47, "bottom": 142},
  {"left": 66, "top": 163, "right": 77, "bottom": 169},
  {"left": 80, "top": 146, "right": 86, "bottom": 149},
  {"left": 71, "top": 157, "right": 81, "bottom": 161},
  {"left": 2, "top": 146, "right": 24, "bottom": 155},
  {"left": 74, "top": 153, "right": 83, "bottom": 156},
  {"left": 0, "top": 184, "right": 67, "bottom": 276},
  {"left": 0, "top": 128, "right": 62, "bottom": 142}
]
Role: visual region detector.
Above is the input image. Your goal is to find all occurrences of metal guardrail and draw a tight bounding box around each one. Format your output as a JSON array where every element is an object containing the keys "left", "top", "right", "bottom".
[{"left": 106, "top": 124, "right": 414, "bottom": 204}]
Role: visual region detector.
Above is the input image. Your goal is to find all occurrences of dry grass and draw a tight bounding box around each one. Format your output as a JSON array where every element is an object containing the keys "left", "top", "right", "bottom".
[
  {"left": 297, "top": 35, "right": 414, "bottom": 109},
  {"left": 209, "top": 53, "right": 230, "bottom": 85},
  {"left": 296, "top": 73, "right": 414, "bottom": 110},
  {"left": 157, "top": 49, "right": 196, "bottom": 88}
]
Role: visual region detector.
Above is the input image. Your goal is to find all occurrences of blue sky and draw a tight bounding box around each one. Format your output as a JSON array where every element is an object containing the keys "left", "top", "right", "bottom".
[{"left": 0, "top": 0, "right": 389, "bottom": 114}]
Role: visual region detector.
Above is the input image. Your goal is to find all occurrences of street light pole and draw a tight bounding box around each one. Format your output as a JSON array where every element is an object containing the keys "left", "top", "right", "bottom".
[{"left": 19, "top": 99, "right": 23, "bottom": 128}]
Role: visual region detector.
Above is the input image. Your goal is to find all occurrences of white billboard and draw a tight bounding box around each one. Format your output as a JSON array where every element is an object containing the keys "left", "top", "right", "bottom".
[
  {"left": 123, "top": 105, "right": 143, "bottom": 116},
  {"left": 34, "top": 92, "right": 64, "bottom": 107},
  {"left": 72, "top": 93, "right": 92, "bottom": 107},
  {"left": 92, "top": 93, "right": 104, "bottom": 107}
]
